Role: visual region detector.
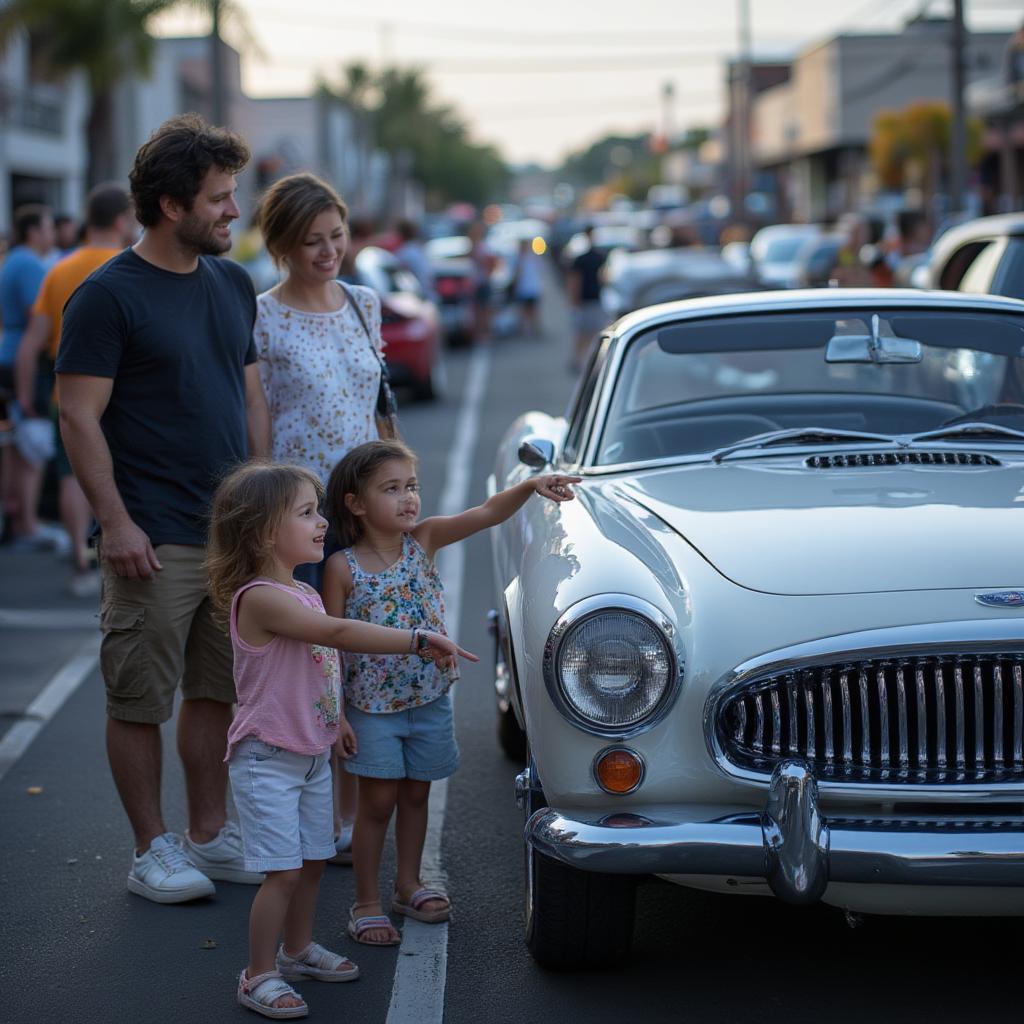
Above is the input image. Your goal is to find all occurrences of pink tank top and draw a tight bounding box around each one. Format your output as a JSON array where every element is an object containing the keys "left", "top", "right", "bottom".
[{"left": 224, "top": 579, "right": 342, "bottom": 761}]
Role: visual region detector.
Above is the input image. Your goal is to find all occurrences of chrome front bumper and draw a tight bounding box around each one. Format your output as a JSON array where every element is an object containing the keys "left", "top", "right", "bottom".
[{"left": 525, "top": 761, "right": 1024, "bottom": 904}]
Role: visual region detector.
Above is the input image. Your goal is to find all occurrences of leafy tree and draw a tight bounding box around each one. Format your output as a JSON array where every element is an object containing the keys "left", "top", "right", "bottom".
[
  {"left": 870, "top": 100, "right": 984, "bottom": 198},
  {"left": 332, "top": 63, "right": 507, "bottom": 208}
]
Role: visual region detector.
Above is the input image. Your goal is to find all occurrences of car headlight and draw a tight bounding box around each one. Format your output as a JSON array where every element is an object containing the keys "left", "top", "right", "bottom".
[{"left": 543, "top": 595, "right": 681, "bottom": 736}]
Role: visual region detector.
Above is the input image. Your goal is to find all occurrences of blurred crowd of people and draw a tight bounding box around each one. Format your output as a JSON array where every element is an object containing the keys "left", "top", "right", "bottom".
[{"left": 0, "top": 190, "right": 138, "bottom": 595}]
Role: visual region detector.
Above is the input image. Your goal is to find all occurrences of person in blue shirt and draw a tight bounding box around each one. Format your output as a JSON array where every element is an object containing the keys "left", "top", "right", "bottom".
[{"left": 0, "top": 204, "right": 56, "bottom": 548}]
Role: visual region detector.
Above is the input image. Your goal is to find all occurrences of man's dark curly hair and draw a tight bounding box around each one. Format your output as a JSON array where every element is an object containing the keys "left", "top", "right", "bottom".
[{"left": 129, "top": 113, "right": 250, "bottom": 228}]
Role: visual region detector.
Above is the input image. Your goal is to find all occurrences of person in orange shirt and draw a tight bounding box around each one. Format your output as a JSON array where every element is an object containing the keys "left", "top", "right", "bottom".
[{"left": 14, "top": 183, "right": 136, "bottom": 596}]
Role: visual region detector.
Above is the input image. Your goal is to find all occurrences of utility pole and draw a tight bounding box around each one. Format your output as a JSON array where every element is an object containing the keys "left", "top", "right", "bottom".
[
  {"left": 949, "top": 0, "right": 968, "bottom": 213},
  {"left": 734, "top": 0, "right": 752, "bottom": 223},
  {"left": 210, "top": 0, "right": 226, "bottom": 126}
]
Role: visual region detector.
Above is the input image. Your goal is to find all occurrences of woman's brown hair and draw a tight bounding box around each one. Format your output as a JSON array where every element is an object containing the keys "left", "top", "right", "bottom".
[
  {"left": 256, "top": 172, "right": 349, "bottom": 267},
  {"left": 206, "top": 461, "right": 324, "bottom": 616},
  {"left": 326, "top": 440, "right": 418, "bottom": 549}
]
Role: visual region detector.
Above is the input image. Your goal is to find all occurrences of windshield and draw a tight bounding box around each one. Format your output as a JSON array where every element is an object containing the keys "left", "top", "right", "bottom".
[
  {"left": 760, "top": 237, "right": 807, "bottom": 263},
  {"left": 595, "top": 309, "right": 1024, "bottom": 466}
]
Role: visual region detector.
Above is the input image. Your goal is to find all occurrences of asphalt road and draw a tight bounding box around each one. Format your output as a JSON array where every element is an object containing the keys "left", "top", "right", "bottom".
[{"left": 2, "top": 270, "right": 1024, "bottom": 1024}]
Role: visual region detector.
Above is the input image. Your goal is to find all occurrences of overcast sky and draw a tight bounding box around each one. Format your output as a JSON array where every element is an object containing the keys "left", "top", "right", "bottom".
[{"left": 155, "top": 0, "right": 1021, "bottom": 166}]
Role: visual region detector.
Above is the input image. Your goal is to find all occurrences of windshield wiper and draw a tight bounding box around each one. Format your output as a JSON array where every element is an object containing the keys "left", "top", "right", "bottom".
[
  {"left": 710, "top": 427, "right": 902, "bottom": 464},
  {"left": 910, "top": 422, "right": 1024, "bottom": 445}
]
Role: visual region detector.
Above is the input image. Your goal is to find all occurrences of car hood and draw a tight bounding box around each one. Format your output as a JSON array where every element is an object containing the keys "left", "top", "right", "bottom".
[{"left": 613, "top": 456, "right": 1024, "bottom": 595}]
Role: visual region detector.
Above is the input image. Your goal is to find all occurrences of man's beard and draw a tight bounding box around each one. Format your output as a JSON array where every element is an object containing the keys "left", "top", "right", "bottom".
[{"left": 176, "top": 211, "right": 231, "bottom": 256}]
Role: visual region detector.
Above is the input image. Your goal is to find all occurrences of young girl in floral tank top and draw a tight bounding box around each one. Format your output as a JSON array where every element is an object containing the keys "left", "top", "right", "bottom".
[
  {"left": 207, "top": 462, "right": 473, "bottom": 1020},
  {"left": 324, "top": 440, "right": 579, "bottom": 946}
]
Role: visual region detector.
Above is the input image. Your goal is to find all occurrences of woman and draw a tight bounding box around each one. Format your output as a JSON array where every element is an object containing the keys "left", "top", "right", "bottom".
[{"left": 254, "top": 171, "right": 386, "bottom": 866}]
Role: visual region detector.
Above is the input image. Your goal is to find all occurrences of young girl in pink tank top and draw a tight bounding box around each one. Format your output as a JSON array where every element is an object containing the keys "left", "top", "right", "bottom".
[{"left": 207, "top": 462, "right": 475, "bottom": 1020}]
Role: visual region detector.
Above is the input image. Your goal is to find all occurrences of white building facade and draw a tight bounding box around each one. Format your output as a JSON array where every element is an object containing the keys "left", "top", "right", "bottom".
[{"left": 0, "top": 31, "right": 89, "bottom": 232}]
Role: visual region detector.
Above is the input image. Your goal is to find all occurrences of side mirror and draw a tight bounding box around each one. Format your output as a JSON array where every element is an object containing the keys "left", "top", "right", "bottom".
[{"left": 518, "top": 438, "right": 555, "bottom": 469}]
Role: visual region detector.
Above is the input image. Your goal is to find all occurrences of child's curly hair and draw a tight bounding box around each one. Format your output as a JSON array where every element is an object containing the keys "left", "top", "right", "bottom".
[
  {"left": 206, "top": 461, "right": 323, "bottom": 617},
  {"left": 326, "top": 440, "right": 418, "bottom": 549}
]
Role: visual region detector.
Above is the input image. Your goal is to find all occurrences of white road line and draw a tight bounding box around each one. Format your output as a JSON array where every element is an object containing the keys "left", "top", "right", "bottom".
[
  {"left": 0, "top": 608, "right": 98, "bottom": 629},
  {"left": 386, "top": 344, "right": 491, "bottom": 1024},
  {"left": 0, "top": 635, "right": 100, "bottom": 783}
]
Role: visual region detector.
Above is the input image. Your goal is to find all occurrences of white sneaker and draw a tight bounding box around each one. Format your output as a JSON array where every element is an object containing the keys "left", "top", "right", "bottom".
[
  {"left": 184, "top": 821, "right": 264, "bottom": 884},
  {"left": 34, "top": 522, "right": 72, "bottom": 557},
  {"left": 67, "top": 569, "right": 101, "bottom": 598},
  {"left": 328, "top": 822, "right": 353, "bottom": 865},
  {"left": 127, "top": 833, "right": 216, "bottom": 903}
]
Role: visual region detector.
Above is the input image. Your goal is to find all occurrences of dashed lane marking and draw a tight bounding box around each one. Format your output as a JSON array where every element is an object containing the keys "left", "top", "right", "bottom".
[
  {"left": 0, "top": 608, "right": 97, "bottom": 629},
  {"left": 0, "top": 635, "right": 100, "bottom": 782}
]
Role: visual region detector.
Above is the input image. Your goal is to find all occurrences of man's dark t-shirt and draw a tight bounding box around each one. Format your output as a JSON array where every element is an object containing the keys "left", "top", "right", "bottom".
[
  {"left": 55, "top": 248, "right": 257, "bottom": 546},
  {"left": 571, "top": 247, "right": 608, "bottom": 302}
]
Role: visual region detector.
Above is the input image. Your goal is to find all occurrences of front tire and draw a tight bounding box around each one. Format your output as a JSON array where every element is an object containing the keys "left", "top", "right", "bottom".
[
  {"left": 521, "top": 756, "right": 636, "bottom": 969},
  {"left": 493, "top": 612, "right": 526, "bottom": 761},
  {"left": 498, "top": 701, "right": 527, "bottom": 761},
  {"left": 525, "top": 844, "right": 636, "bottom": 971}
]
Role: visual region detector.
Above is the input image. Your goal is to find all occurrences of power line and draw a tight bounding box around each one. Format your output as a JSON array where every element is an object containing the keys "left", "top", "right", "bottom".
[
  {"left": 258, "top": 51, "right": 727, "bottom": 74},
  {"left": 238, "top": 3, "right": 796, "bottom": 47},
  {"left": 468, "top": 91, "right": 722, "bottom": 119}
]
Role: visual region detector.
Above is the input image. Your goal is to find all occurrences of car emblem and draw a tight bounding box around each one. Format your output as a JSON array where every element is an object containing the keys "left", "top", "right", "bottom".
[{"left": 975, "top": 590, "right": 1024, "bottom": 608}]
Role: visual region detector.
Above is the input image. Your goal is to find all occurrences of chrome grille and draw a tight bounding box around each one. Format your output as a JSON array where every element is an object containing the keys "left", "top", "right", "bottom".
[
  {"left": 717, "top": 655, "right": 1024, "bottom": 784},
  {"left": 806, "top": 452, "right": 999, "bottom": 469}
]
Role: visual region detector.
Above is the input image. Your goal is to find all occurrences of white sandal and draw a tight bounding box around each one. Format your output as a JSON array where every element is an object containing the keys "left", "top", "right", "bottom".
[
  {"left": 276, "top": 941, "right": 360, "bottom": 983},
  {"left": 237, "top": 969, "right": 308, "bottom": 1019}
]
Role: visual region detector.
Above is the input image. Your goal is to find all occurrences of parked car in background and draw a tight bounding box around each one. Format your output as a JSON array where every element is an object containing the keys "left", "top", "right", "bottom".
[
  {"left": 426, "top": 231, "right": 523, "bottom": 343},
  {"left": 720, "top": 240, "right": 752, "bottom": 275},
  {"left": 560, "top": 224, "right": 643, "bottom": 269},
  {"left": 749, "top": 224, "right": 823, "bottom": 288},
  {"left": 792, "top": 233, "right": 845, "bottom": 288},
  {"left": 489, "top": 287, "right": 1024, "bottom": 969},
  {"left": 922, "top": 212, "right": 1024, "bottom": 300},
  {"left": 354, "top": 246, "right": 443, "bottom": 400},
  {"left": 426, "top": 236, "right": 476, "bottom": 345},
  {"left": 601, "top": 246, "right": 760, "bottom": 320}
]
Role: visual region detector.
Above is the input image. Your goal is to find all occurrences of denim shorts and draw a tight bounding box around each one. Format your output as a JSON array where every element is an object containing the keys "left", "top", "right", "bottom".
[
  {"left": 344, "top": 693, "right": 460, "bottom": 781},
  {"left": 228, "top": 738, "right": 336, "bottom": 871}
]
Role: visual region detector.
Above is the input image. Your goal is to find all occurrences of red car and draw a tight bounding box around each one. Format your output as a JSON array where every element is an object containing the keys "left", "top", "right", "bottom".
[{"left": 354, "top": 246, "right": 443, "bottom": 400}]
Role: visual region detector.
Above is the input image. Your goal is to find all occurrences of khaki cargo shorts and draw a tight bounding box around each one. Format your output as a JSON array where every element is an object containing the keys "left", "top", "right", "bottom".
[{"left": 98, "top": 543, "right": 236, "bottom": 724}]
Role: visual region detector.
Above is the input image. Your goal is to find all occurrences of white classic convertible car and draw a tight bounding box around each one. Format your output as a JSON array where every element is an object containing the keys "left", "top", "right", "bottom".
[{"left": 488, "top": 288, "right": 1024, "bottom": 969}]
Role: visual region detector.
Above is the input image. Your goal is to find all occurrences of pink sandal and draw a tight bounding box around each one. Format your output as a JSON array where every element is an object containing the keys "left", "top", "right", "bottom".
[
  {"left": 237, "top": 969, "right": 308, "bottom": 1020},
  {"left": 392, "top": 886, "right": 451, "bottom": 923},
  {"left": 347, "top": 904, "right": 401, "bottom": 946}
]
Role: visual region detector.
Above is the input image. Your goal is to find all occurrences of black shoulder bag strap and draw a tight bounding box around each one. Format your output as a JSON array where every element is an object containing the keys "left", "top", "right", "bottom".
[{"left": 338, "top": 281, "right": 399, "bottom": 437}]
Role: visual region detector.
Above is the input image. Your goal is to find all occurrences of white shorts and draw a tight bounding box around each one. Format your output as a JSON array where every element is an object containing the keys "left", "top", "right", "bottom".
[{"left": 228, "top": 738, "right": 336, "bottom": 872}]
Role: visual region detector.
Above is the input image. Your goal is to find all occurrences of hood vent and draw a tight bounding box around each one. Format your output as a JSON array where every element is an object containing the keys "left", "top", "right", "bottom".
[{"left": 807, "top": 451, "right": 1000, "bottom": 469}]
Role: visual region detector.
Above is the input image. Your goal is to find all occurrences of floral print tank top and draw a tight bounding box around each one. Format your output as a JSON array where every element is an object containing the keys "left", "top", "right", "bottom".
[{"left": 342, "top": 533, "right": 453, "bottom": 713}]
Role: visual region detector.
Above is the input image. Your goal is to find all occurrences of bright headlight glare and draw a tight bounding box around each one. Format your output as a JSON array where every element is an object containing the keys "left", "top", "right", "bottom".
[{"left": 557, "top": 611, "right": 672, "bottom": 729}]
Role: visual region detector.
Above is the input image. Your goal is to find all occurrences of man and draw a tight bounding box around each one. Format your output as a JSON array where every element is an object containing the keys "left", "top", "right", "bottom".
[
  {"left": 54, "top": 213, "right": 81, "bottom": 255},
  {"left": 0, "top": 205, "right": 56, "bottom": 548},
  {"left": 56, "top": 114, "right": 272, "bottom": 904},
  {"left": 567, "top": 225, "right": 608, "bottom": 372},
  {"left": 15, "top": 183, "right": 137, "bottom": 596}
]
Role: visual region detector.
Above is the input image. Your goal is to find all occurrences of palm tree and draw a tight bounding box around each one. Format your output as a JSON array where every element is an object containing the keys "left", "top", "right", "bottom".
[{"left": 0, "top": 0, "right": 176, "bottom": 186}]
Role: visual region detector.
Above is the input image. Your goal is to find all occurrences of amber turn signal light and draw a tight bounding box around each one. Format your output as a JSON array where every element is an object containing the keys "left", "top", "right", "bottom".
[{"left": 593, "top": 747, "right": 644, "bottom": 795}]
